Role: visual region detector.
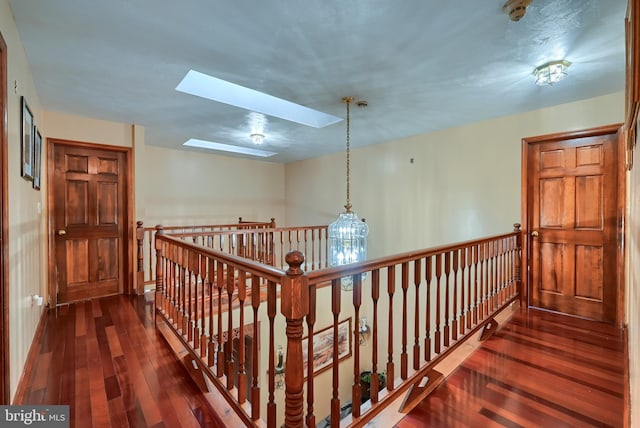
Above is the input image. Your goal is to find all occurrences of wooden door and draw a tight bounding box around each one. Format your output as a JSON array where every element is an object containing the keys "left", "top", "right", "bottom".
[
  {"left": 51, "top": 142, "right": 127, "bottom": 304},
  {"left": 525, "top": 127, "right": 622, "bottom": 323}
]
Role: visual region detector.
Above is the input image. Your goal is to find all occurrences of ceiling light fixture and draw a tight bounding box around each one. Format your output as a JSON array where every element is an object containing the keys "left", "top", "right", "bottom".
[
  {"left": 250, "top": 133, "right": 265, "bottom": 145},
  {"left": 328, "top": 96, "right": 369, "bottom": 291},
  {"left": 183, "top": 138, "right": 276, "bottom": 157},
  {"left": 533, "top": 60, "right": 571, "bottom": 86},
  {"left": 176, "top": 70, "right": 342, "bottom": 128}
]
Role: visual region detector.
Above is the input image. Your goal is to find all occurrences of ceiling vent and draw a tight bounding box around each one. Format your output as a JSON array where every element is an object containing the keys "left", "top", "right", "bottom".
[{"left": 503, "top": 0, "right": 532, "bottom": 22}]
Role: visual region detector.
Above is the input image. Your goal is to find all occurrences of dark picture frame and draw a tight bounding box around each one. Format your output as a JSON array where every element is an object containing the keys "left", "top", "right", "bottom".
[
  {"left": 32, "top": 128, "right": 42, "bottom": 190},
  {"left": 21, "top": 96, "right": 34, "bottom": 180}
]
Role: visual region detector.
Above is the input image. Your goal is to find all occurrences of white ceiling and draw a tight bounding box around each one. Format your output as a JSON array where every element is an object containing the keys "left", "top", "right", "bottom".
[{"left": 8, "top": 0, "right": 627, "bottom": 163}]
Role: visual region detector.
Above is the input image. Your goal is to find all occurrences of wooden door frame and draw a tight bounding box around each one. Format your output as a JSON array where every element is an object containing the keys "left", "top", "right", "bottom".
[
  {"left": 47, "top": 139, "right": 134, "bottom": 306},
  {"left": 0, "top": 31, "right": 10, "bottom": 404},
  {"left": 521, "top": 124, "right": 626, "bottom": 327}
]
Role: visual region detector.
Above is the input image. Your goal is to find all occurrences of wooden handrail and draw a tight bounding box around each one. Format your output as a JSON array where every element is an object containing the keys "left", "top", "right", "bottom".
[{"left": 151, "top": 223, "right": 523, "bottom": 427}]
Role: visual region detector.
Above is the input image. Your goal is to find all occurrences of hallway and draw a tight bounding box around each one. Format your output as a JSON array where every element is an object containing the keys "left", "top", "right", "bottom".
[{"left": 15, "top": 295, "right": 625, "bottom": 427}]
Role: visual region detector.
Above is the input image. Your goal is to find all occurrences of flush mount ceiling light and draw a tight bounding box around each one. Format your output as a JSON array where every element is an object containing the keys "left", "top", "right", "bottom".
[
  {"left": 183, "top": 138, "right": 276, "bottom": 157},
  {"left": 533, "top": 60, "right": 571, "bottom": 86},
  {"left": 250, "top": 133, "right": 265, "bottom": 145},
  {"left": 176, "top": 70, "right": 342, "bottom": 128}
]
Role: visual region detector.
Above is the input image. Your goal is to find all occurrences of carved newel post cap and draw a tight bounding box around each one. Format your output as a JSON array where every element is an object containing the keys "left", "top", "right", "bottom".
[
  {"left": 513, "top": 223, "right": 522, "bottom": 231},
  {"left": 285, "top": 251, "right": 305, "bottom": 275}
]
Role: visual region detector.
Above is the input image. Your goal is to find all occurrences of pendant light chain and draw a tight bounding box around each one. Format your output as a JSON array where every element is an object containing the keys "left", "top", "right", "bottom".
[{"left": 343, "top": 96, "right": 353, "bottom": 213}]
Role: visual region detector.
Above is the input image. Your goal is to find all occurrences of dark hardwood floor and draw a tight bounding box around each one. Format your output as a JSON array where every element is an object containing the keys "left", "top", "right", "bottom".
[
  {"left": 16, "top": 296, "right": 625, "bottom": 428},
  {"left": 16, "top": 294, "right": 226, "bottom": 428},
  {"left": 396, "top": 309, "right": 626, "bottom": 428}
]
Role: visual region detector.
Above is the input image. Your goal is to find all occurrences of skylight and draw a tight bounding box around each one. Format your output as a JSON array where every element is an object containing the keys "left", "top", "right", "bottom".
[
  {"left": 176, "top": 70, "right": 342, "bottom": 128},
  {"left": 183, "top": 139, "right": 277, "bottom": 158}
]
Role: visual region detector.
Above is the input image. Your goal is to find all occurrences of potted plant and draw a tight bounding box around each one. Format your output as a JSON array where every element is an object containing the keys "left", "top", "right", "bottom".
[{"left": 359, "top": 371, "right": 386, "bottom": 402}]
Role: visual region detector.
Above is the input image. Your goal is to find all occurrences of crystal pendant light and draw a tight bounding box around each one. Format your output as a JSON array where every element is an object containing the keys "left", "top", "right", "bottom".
[{"left": 328, "top": 96, "right": 369, "bottom": 290}]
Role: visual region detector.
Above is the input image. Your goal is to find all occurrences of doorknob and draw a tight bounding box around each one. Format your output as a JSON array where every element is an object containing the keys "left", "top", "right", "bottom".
[
  {"left": 531, "top": 230, "right": 539, "bottom": 237},
  {"left": 57, "top": 229, "right": 66, "bottom": 236}
]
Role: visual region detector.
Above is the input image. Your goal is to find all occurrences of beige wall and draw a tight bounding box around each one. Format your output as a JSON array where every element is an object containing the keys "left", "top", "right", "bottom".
[
  {"left": 627, "top": 147, "right": 639, "bottom": 425},
  {"left": 285, "top": 92, "right": 624, "bottom": 257},
  {"left": 43, "top": 110, "right": 133, "bottom": 148},
  {"left": 134, "top": 144, "right": 285, "bottom": 226},
  {"left": 1, "top": 0, "right": 47, "bottom": 400}
]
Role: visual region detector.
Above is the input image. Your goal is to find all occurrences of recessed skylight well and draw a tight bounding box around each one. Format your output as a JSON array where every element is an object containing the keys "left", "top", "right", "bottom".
[
  {"left": 184, "top": 139, "right": 277, "bottom": 158},
  {"left": 176, "top": 70, "right": 342, "bottom": 128}
]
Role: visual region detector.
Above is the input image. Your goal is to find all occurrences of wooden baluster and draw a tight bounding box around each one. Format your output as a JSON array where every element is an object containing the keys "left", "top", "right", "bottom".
[
  {"left": 237, "top": 269, "right": 247, "bottom": 404},
  {"left": 466, "top": 247, "right": 473, "bottom": 330},
  {"left": 136, "top": 221, "right": 144, "bottom": 294},
  {"left": 485, "top": 241, "right": 495, "bottom": 316},
  {"left": 452, "top": 249, "right": 459, "bottom": 341},
  {"left": 154, "top": 226, "right": 165, "bottom": 320},
  {"left": 484, "top": 242, "right": 490, "bottom": 319},
  {"left": 306, "top": 283, "right": 316, "bottom": 428},
  {"left": 514, "top": 223, "right": 523, "bottom": 304},
  {"left": 187, "top": 249, "right": 194, "bottom": 341},
  {"left": 434, "top": 253, "right": 442, "bottom": 354},
  {"left": 282, "top": 251, "right": 308, "bottom": 428},
  {"left": 425, "top": 256, "right": 432, "bottom": 362},
  {"left": 478, "top": 243, "right": 485, "bottom": 321},
  {"left": 352, "top": 273, "right": 362, "bottom": 417},
  {"left": 267, "top": 278, "right": 277, "bottom": 428},
  {"left": 460, "top": 248, "right": 467, "bottom": 335},
  {"left": 180, "top": 248, "right": 187, "bottom": 334},
  {"left": 226, "top": 266, "right": 235, "bottom": 390},
  {"left": 401, "top": 262, "right": 409, "bottom": 379},
  {"left": 192, "top": 253, "right": 199, "bottom": 348},
  {"left": 444, "top": 252, "right": 451, "bottom": 348},
  {"left": 498, "top": 239, "right": 505, "bottom": 307},
  {"left": 371, "top": 269, "right": 381, "bottom": 403},
  {"left": 216, "top": 261, "right": 225, "bottom": 378},
  {"left": 330, "top": 277, "right": 342, "bottom": 423},
  {"left": 208, "top": 258, "right": 215, "bottom": 367},
  {"left": 491, "top": 240, "right": 498, "bottom": 311},
  {"left": 473, "top": 244, "right": 480, "bottom": 325},
  {"left": 386, "top": 265, "right": 396, "bottom": 391},
  {"left": 149, "top": 229, "right": 155, "bottom": 286},
  {"left": 167, "top": 245, "right": 174, "bottom": 320},
  {"left": 188, "top": 250, "right": 196, "bottom": 343},
  {"left": 280, "top": 232, "right": 285, "bottom": 270},
  {"left": 199, "top": 255, "right": 207, "bottom": 357},
  {"left": 251, "top": 275, "right": 261, "bottom": 421},
  {"left": 413, "top": 259, "right": 421, "bottom": 370}
]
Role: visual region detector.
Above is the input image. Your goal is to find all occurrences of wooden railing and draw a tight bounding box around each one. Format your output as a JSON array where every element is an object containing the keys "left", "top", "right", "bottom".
[
  {"left": 136, "top": 218, "right": 276, "bottom": 289},
  {"left": 152, "top": 224, "right": 523, "bottom": 427}
]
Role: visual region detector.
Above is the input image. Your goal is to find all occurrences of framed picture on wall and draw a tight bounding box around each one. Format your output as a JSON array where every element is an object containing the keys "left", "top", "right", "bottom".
[
  {"left": 21, "top": 96, "right": 34, "bottom": 180},
  {"left": 33, "top": 128, "right": 42, "bottom": 190},
  {"left": 302, "top": 317, "right": 352, "bottom": 378}
]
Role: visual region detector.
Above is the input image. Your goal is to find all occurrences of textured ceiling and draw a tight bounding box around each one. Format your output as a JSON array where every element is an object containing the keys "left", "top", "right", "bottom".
[{"left": 8, "top": 0, "right": 627, "bottom": 163}]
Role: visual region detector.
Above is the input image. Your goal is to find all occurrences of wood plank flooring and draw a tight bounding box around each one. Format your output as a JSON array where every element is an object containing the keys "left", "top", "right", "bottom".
[
  {"left": 17, "top": 294, "right": 226, "bottom": 428},
  {"left": 395, "top": 309, "right": 626, "bottom": 428},
  {"left": 16, "top": 296, "right": 625, "bottom": 427}
]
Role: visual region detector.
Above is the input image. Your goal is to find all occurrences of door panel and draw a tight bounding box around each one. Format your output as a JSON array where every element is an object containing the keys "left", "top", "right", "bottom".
[
  {"left": 527, "top": 131, "right": 619, "bottom": 322},
  {"left": 53, "top": 143, "right": 125, "bottom": 303}
]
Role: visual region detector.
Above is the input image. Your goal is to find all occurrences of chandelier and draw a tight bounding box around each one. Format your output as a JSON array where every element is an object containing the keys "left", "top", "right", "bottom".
[
  {"left": 328, "top": 96, "right": 369, "bottom": 290},
  {"left": 533, "top": 60, "right": 571, "bottom": 86}
]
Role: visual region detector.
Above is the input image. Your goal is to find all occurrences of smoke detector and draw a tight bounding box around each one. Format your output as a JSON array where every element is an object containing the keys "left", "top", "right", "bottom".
[{"left": 503, "top": 0, "right": 532, "bottom": 22}]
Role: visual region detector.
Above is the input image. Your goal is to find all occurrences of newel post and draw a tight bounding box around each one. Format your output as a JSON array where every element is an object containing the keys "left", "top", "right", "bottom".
[
  {"left": 513, "top": 223, "right": 523, "bottom": 305},
  {"left": 154, "top": 225, "right": 165, "bottom": 318},
  {"left": 136, "top": 221, "right": 144, "bottom": 295},
  {"left": 281, "top": 251, "right": 309, "bottom": 428}
]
